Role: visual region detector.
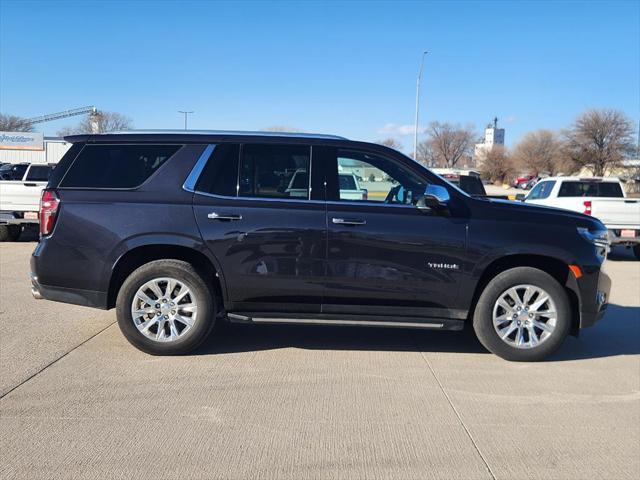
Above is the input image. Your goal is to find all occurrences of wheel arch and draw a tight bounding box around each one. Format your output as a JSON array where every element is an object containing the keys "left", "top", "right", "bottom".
[
  {"left": 468, "top": 254, "right": 581, "bottom": 335},
  {"left": 107, "top": 244, "right": 227, "bottom": 310}
]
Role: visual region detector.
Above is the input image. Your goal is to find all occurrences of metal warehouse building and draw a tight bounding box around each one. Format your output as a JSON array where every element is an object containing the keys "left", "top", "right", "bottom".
[{"left": 0, "top": 134, "right": 72, "bottom": 165}]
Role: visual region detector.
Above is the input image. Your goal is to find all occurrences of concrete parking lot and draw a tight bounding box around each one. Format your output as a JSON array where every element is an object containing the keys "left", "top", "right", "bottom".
[{"left": 1, "top": 239, "right": 638, "bottom": 480}]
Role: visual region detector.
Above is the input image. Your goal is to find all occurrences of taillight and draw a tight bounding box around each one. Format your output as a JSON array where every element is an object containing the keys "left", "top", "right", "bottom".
[
  {"left": 583, "top": 200, "right": 592, "bottom": 215},
  {"left": 40, "top": 189, "right": 60, "bottom": 236}
]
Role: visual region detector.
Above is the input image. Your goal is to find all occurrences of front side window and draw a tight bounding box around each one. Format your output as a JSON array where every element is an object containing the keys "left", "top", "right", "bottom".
[
  {"left": 527, "top": 181, "right": 555, "bottom": 200},
  {"left": 239, "top": 144, "right": 311, "bottom": 199},
  {"left": 60, "top": 144, "right": 180, "bottom": 188},
  {"left": 333, "top": 150, "right": 428, "bottom": 204}
]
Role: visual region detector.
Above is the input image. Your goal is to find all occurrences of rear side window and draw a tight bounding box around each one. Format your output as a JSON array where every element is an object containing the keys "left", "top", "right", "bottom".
[
  {"left": 558, "top": 181, "right": 624, "bottom": 198},
  {"left": 195, "top": 143, "right": 239, "bottom": 196},
  {"left": 239, "top": 144, "right": 311, "bottom": 199},
  {"left": 26, "top": 165, "right": 53, "bottom": 181},
  {"left": 60, "top": 144, "right": 181, "bottom": 188},
  {"left": 527, "top": 181, "right": 555, "bottom": 200}
]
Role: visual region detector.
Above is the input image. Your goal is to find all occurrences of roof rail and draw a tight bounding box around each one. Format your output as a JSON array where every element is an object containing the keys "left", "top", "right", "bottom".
[{"left": 104, "top": 129, "right": 348, "bottom": 140}]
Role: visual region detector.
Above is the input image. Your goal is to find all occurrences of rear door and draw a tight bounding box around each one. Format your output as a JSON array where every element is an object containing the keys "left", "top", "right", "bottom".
[
  {"left": 321, "top": 146, "right": 468, "bottom": 320},
  {"left": 192, "top": 143, "right": 326, "bottom": 314}
]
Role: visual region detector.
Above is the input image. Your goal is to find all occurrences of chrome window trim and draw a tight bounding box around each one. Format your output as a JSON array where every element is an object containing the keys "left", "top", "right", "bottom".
[
  {"left": 184, "top": 142, "right": 419, "bottom": 211},
  {"left": 189, "top": 188, "right": 418, "bottom": 210},
  {"left": 182, "top": 144, "right": 216, "bottom": 192}
]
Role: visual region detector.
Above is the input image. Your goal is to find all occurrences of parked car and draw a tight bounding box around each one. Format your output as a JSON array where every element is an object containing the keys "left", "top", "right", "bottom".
[
  {"left": 523, "top": 177, "right": 640, "bottom": 258},
  {"left": 286, "top": 170, "right": 367, "bottom": 200},
  {"left": 519, "top": 176, "right": 538, "bottom": 190},
  {"left": 512, "top": 174, "right": 534, "bottom": 189},
  {"left": 338, "top": 172, "right": 368, "bottom": 200},
  {"left": 31, "top": 131, "right": 610, "bottom": 361},
  {"left": 0, "top": 162, "right": 29, "bottom": 180},
  {"left": 0, "top": 163, "right": 56, "bottom": 241}
]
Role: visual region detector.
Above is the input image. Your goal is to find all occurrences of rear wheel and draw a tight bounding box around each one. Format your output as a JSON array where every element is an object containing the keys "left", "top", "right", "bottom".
[
  {"left": 633, "top": 245, "right": 640, "bottom": 260},
  {"left": 116, "top": 260, "right": 216, "bottom": 355},
  {"left": 0, "top": 225, "right": 21, "bottom": 242},
  {"left": 473, "top": 267, "right": 571, "bottom": 361}
]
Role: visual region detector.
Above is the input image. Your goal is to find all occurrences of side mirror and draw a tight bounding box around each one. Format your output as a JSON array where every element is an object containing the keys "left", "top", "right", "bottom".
[
  {"left": 515, "top": 193, "right": 525, "bottom": 201},
  {"left": 418, "top": 184, "right": 450, "bottom": 210}
]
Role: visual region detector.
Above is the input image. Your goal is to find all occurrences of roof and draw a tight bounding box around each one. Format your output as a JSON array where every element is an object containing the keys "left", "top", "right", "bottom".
[
  {"left": 65, "top": 129, "right": 348, "bottom": 143},
  {"left": 540, "top": 176, "right": 621, "bottom": 182}
]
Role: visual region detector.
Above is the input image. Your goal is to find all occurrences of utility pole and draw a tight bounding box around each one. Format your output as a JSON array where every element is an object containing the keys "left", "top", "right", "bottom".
[
  {"left": 178, "top": 111, "right": 194, "bottom": 130},
  {"left": 413, "top": 51, "right": 428, "bottom": 161}
]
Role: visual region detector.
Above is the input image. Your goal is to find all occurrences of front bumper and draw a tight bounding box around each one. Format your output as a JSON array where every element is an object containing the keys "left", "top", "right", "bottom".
[{"left": 577, "top": 266, "right": 611, "bottom": 329}]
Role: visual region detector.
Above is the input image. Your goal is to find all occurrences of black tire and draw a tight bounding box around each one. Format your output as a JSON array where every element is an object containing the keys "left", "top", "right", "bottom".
[
  {"left": 473, "top": 267, "right": 571, "bottom": 361},
  {"left": 633, "top": 245, "right": 640, "bottom": 260},
  {"left": 7, "top": 225, "right": 21, "bottom": 241},
  {"left": 0, "top": 225, "right": 20, "bottom": 242},
  {"left": 116, "top": 259, "right": 216, "bottom": 355}
]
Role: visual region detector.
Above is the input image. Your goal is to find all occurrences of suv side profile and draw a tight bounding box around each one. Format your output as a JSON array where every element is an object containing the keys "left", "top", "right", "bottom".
[{"left": 31, "top": 131, "right": 611, "bottom": 361}]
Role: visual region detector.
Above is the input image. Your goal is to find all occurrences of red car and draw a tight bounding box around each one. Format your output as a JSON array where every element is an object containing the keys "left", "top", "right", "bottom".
[{"left": 513, "top": 174, "right": 534, "bottom": 188}]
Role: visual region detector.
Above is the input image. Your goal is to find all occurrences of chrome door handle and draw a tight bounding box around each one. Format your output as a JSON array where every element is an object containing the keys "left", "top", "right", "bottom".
[
  {"left": 207, "top": 212, "right": 243, "bottom": 221},
  {"left": 332, "top": 217, "right": 366, "bottom": 226}
]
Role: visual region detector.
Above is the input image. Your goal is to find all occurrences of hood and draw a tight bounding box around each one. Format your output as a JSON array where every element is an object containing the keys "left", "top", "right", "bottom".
[{"left": 475, "top": 197, "right": 606, "bottom": 231}]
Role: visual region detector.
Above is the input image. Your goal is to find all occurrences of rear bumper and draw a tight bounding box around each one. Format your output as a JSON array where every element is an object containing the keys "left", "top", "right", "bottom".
[
  {"left": 0, "top": 211, "right": 38, "bottom": 225},
  {"left": 30, "top": 267, "right": 108, "bottom": 309},
  {"left": 608, "top": 229, "right": 640, "bottom": 246}
]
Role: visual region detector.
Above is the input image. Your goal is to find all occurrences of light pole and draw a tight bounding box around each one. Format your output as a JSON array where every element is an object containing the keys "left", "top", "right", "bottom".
[
  {"left": 178, "top": 110, "right": 194, "bottom": 130},
  {"left": 413, "top": 51, "right": 428, "bottom": 161}
]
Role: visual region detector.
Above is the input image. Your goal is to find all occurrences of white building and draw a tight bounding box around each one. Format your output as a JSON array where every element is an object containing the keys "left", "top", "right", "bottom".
[
  {"left": 474, "top": 117, "right": 505, "bottom": 163},
  {"left": 0, "top": 136, "right": 72, "bottom": 165}
]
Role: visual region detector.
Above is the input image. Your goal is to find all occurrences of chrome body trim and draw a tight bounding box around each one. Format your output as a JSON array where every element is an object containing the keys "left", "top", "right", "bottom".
[
  {"left": 227, "top": 313, "right": 444, "bottom": 329},
  {"left": 182, "top": 144, "right": 215, "bottom": 192}
]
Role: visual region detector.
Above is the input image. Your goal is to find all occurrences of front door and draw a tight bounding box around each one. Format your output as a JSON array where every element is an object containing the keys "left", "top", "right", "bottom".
[
  {"left": 192, "top": 142, "right": 326, "bottom": 314},
  {"left": 322, "top": 147, "right": 468, "bottom": 320}
]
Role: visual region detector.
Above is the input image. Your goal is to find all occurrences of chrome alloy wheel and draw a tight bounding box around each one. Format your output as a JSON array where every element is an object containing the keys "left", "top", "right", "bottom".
[
  {"left": 492, "top": 284, "right": 557, "bottom": 349},
  {"left": 131, "top": 277, "right": 198, "bottom": 342}
]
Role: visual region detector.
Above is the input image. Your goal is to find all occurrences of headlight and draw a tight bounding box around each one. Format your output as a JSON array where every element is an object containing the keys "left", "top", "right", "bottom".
[{"left": 577, "top": 226, "right": 609, "bottom": 259}]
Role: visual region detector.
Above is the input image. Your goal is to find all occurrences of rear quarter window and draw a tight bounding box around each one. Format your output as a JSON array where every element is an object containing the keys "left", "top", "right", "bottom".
[{"left": 60, "top": 144, "right": 181, "bottom": 189}]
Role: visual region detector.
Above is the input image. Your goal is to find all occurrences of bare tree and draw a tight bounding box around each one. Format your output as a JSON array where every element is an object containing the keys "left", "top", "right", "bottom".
[
  {"left": 416, "top": 139, "right": 436, "bottom": 166},
  {"left": 0, "top": 113, "right": 34, "bottom": 132},
  {"left": 513, "top": 129, "right": 565, "bottom": 175},
  {"left": 424, "top": 121, "right": 475, "bottom": 168},
  {"left": 479, "top": 146, "right": 515, "bottom": 184},
  {"left": 563, "top": 109, "right": 635, "bottom": 176},
  {"left": 376, "top": 138, "right": 403, "bottom": 151},
  {"left": 57, "top": 111, "right": 133, "bottom": 136}
]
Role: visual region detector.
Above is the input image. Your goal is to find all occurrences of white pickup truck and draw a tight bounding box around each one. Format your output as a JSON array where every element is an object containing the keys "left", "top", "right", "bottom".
[
  {"left": 523, "top": 176, "right": 640, "bottom": 258},
  {"left": 0, "top": 163, "right": 55, "bottom": 241}
]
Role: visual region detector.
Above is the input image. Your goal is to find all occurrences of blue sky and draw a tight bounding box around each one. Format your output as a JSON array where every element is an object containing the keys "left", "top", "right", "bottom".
[{"left": 1, "top": 0, "right": 638, "bottom": 151}]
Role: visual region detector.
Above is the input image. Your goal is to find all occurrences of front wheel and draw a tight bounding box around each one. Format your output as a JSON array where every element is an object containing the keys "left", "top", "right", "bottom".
[
  {"left": 473, "top": 267, "right": 571, "bottom": 361},
  {"left": 116, "top": 260, "right": 216, "bottom": 355}
]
